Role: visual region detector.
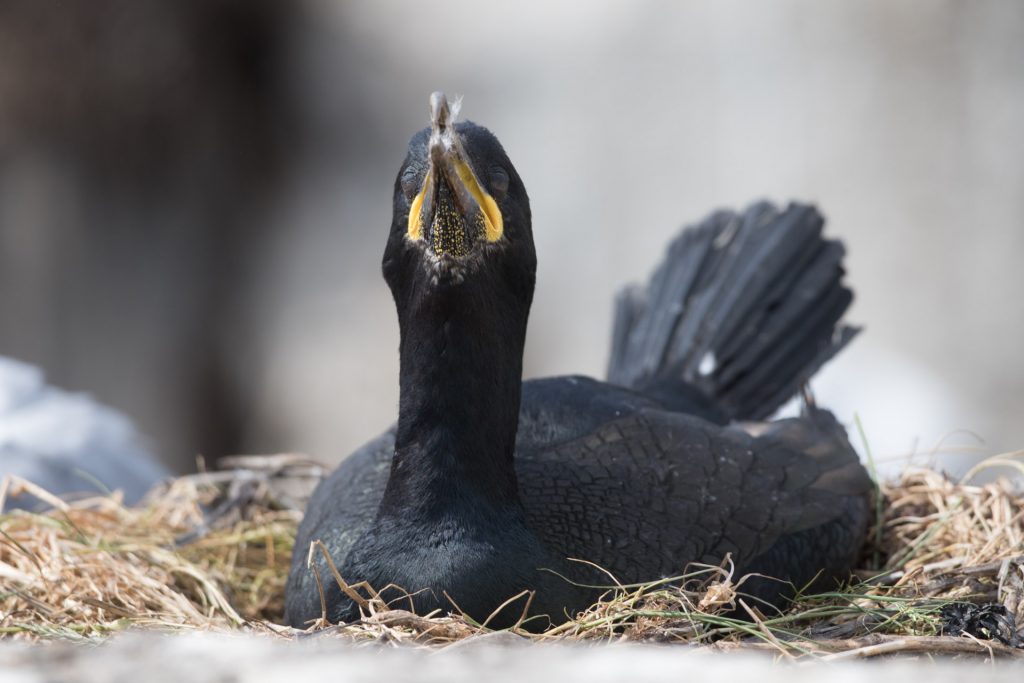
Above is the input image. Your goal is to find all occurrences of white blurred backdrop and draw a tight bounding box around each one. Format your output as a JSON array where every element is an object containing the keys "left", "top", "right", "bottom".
[{"left": 2, "top": 0, "right": 1022, "bottom": 476}]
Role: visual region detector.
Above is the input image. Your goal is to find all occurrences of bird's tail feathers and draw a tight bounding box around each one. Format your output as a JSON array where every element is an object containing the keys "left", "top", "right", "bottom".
[{"left": 607, "top": 201, "right": 858, "bottom": 422}]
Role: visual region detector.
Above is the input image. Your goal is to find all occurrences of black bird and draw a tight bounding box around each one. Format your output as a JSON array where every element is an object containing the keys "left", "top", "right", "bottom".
[{"left": 285, "top": 93, "right": 873, "bottom": 630}]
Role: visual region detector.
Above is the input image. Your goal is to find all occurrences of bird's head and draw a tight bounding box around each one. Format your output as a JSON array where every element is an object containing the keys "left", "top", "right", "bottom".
[{"left": 383, "top": 93, "right": 535, "bottom": 308}]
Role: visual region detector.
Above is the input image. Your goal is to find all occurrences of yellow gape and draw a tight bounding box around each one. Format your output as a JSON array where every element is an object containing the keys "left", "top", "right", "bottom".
[
  {"left": 406, "top": 161, "right": 504, "bottom": 245},
  {"left": 407, "top": 172, "right": 429, "bottom": 241},
  {"left": 452, "top": 158, "right": 504, "bottom": 243}
]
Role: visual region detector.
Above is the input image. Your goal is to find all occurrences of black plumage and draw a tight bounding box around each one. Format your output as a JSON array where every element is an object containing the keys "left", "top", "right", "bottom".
[{"left": 284, "top": 94, "right": 872, "bottom": 630}]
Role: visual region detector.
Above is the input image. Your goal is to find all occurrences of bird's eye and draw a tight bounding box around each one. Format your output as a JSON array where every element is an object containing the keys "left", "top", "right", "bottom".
[
  {"left": 400, "top": 166, "right": 420, "bottom": 202},
  {"left": 489, "top": 166, "right": 509, "bottom": 200}
]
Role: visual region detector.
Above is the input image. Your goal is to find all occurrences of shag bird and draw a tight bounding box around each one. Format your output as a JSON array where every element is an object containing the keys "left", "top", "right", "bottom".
[
  {"left": 285, "top": 93, "right": 872, "bottom": 629},
  {"left": 0, "top": 356, "right": 167, "bottom": 510}
]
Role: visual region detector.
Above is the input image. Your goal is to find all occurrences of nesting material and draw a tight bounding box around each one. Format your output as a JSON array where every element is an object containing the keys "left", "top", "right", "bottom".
[{"left": 0, "top": 457, "right": 1022, "bottom": 659}]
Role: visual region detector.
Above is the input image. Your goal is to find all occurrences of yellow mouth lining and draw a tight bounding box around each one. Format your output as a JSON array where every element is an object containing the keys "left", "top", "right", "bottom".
[
  {"left": 451, "top": 159, "right": 503, "bottom": 243},
  {"left": 406, "top": 161, "right": 503, "bottom": 244},
  {"left": 407, "top": 171, "right": 429, "bottom": 241}
]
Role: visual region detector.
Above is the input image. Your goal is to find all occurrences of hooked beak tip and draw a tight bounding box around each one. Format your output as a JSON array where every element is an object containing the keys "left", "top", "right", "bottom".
[
  {"left": 428, "top": 91, "right": 454, "bottom": 164},
  {"left": 429, "top": 91, "right": 450, "bottom": 133}
]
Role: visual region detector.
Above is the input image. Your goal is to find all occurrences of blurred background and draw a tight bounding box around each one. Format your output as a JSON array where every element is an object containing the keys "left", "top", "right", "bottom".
[{"left": 1, "top": 0, "right": 1022, "bottom": 481}]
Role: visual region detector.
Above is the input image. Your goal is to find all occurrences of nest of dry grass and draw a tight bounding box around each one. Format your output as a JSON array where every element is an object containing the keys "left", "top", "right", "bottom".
[{"left": 1, "top": 453, "right": 1022, "bottom": 660}]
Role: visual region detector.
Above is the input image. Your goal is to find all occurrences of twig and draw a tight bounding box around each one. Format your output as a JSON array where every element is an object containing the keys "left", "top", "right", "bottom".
[{"left": 818, "top": 634, "right": 1022, "bottom": 661}]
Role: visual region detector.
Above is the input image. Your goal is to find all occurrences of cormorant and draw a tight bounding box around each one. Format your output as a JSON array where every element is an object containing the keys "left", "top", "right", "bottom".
[{"left": 285, "top": 93, "right": 872, "bottom": 630}]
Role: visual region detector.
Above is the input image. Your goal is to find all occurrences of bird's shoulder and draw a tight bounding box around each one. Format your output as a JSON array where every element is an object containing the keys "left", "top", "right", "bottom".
[{"left": 288, "top": 427, "right": 396, "bottom": 610}]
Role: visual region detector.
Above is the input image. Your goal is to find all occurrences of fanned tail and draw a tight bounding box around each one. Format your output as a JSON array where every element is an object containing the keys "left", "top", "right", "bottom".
[{"left": 607, "top": 201, "right": 858, "bottom": 422}]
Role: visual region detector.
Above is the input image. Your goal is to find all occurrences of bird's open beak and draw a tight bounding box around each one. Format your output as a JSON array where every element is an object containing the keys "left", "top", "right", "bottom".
[{"left": 407, "top": 92, "right": 504, "bottom": 257}]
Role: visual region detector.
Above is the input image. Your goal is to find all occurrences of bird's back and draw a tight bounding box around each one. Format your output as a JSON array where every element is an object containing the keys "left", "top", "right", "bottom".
[{"left": 515, "top": 376, "right": 871, "bottom": 604}]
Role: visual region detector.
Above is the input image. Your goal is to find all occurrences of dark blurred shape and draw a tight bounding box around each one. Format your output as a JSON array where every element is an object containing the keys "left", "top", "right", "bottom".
[
  {"left": 0, "top": 0, "right": 299, "bottom": 469},
  {"left": 940, "top": 602, "right": 1020, "bottom": 647}
]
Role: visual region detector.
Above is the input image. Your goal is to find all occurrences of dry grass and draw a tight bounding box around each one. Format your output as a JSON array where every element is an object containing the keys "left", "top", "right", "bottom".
[{"left": 1, "top": 454, "right": 1022, "bottom": 660}]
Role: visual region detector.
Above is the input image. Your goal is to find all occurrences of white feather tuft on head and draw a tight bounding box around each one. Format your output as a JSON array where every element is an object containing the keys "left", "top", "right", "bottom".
[{"left": 448, "top": 94, "right": 463, "bottom": 125}]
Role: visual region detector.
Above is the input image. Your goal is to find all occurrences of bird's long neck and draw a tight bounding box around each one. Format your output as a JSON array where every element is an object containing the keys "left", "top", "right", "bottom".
[{"left": 382, "top": 278, "right": 529, "bottom": 515}]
